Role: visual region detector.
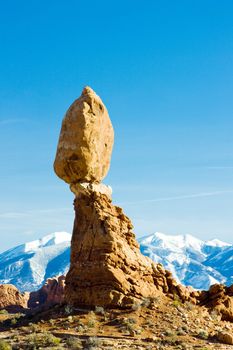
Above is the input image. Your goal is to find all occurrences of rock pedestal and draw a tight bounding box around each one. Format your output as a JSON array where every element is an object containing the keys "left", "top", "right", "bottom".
[{"left": 65, "top": 192, "right": 161, "bottom": 307}]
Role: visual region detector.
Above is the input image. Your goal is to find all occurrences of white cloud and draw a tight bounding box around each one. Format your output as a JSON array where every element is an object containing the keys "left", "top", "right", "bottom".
[{"left": 121, "top": 190, "right": 233, "bottom": 205}]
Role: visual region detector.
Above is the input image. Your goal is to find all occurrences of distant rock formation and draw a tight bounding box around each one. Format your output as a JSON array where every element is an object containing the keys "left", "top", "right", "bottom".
[
  {"left": 28, "top": 276, "right": 65, "bottom": 309},
  {"left": 198, "top": 283, "right": 233, "bottom": 322},
  {"left": 0, "top": 284, "right": 28, "bottom": 311}
]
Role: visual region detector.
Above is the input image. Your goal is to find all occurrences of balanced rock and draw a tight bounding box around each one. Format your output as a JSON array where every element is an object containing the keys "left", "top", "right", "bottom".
[
  {"left": 54, "top": 87, "right": 114, "bottom": 185},
  {"left": 54, "top": 88, "right": 194, "bottom": 308}
]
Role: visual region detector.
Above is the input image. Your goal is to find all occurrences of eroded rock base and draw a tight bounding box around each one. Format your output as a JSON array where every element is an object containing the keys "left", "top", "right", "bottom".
[{"left": 65, "top": 193, "right": 194, "bottom": 308}]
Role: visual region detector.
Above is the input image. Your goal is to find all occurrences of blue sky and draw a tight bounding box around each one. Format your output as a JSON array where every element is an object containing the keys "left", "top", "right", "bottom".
[{"left": 0, "top": 0, "right": 233, "bottom": 251}]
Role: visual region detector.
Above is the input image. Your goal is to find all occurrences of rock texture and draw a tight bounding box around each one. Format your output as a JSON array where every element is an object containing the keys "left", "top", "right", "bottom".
[
  {"left": 217, "top": 331, "right": 233, "bottom": 345},
  {"left": 54, "top": 87, "right": 114, "bottom": 185},
  {"left": 198, "top": 283, "right": 233, "bottom": 321},
  {"left": 28, "top": 276, "right": 65, "bottom": 309},
  {"left": 65, "top": 192, "right": 193, "bottom": 307},
  {"left": 0, "top": 284, "right": 28, "bottom": 310}
]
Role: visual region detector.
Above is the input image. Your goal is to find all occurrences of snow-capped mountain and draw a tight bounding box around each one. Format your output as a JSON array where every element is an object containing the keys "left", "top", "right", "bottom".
[
  {"left": 139, "top": 232, "right": 232, "bottom": 290},
  {"left": 0, "top": 232, "right": 71, "bottom": 292},
  {"left": 0, "top": 231, "right": 232, "bottom": 292}
]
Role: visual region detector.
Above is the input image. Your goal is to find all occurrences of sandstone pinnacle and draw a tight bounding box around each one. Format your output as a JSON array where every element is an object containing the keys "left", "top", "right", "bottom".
[{"left": 54, "top": 86, "right": 114, "bottom": 185}]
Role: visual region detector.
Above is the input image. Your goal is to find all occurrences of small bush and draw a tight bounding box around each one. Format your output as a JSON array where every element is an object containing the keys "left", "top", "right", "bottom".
[
  {"left": 164, "top": 330, "right": 175, "bottom": 337},
  {"left": 0, "top": 340, "right": 11, "bottom": 350},
  {"left": 26, "top": 332, "right": 61, "bottom": 348},
  {"left": 210, "top": 309, "right": 220, "bottom": 321},
  {"left": 131, "top": 302, "right": 141, "bottom": 311},
  {"left": 141, "top": 297, "right": 151, "bottom": 308},
  {"left": 184, "top": 301, "right": 194, "bottom": 311},
  {"left": 85, "top": 337, "right": 101, "bottom": 349},
  {"left": 65, "top": 305, "right": 74, "bottom": 315},
  {"left": 66, "top": 337, "right": 82, "bottom": 349},
  {"left": 87, "top": 311, "right": 97, "bottom": 328},
  {"left": 67, "top": 315, "right": 74, "bottom": 323},
  {"left": 172, "top": 296, "right": 182, "bottom": 308},
  {"left": 95, "top": 306, "right": 105, "bottom": 315},
  {"left": 10, "top": 318, "right": 17, "bottom": 326},
  {"left": 0, "top": 310, "right": 8, "bottom": 315},
  {"left": 198, "top": 329, "right": 209, "bottom": 340}
]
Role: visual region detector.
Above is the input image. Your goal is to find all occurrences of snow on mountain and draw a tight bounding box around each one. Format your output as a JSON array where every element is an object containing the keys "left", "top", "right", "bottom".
[
  {"left": 0, "top": 232, "right": 71, "bottom": 292},
  {"left": 0, "top": 231, "right": 232, "bottom": 292},
  {"left": 139, "top": 232, "right": 232, "bottom": 290}
]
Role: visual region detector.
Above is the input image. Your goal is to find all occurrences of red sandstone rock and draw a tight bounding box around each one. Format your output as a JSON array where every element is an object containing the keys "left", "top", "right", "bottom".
[
  {"left": 0, "top": 284, "right": 28, "bottom": 310},
  {"left": 198, "top": 283, "right": 233, "bottom": 321},
  {"left": 65, "top": 192, "right": 193, "bottom": 308},
  {"left": 28, "top": 276, "right": 65, "bottom": 309}
]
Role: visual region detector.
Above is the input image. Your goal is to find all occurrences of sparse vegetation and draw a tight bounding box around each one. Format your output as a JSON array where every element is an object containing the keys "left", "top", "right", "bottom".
[
  {"left": 0, "top": 310, "right": 8, "bottom": 315},
  {"left": 0, "top": 340, "right": 12, "bottom": 350},
  {"left": 26, "top": 332, "right": 61, "bottom": 348},
  {"left": 87, "top": 311, "right": 97, "bottom": 328},
  {"left": 95, "top": 306, "right": 105, "bottom": 315},
  {"left": 66, "top": 337, "right": 82, "bottom": 349},
  {"left": 197, "top": 329, "right": 209, "bottom": 340},
  {"left": 64, "top": 304, "right": 74, "bottom": 315},
  {"left": 172, "top": 296, "right": 182, "bottom": 308},
  {"left": 85, "top": 337, "right": 101, "bottom": 350},
  {"left": 131, "top": 301, "right": 141, "bottom": 311}
]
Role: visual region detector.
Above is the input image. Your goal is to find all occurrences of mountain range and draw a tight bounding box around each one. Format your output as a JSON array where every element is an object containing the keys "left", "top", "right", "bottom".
[{"left": 0, "top": 231, "right": 232, "bottom": 292}]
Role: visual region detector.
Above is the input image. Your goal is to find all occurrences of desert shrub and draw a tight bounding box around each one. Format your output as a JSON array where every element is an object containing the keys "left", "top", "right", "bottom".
[
  {"left": 198, "top": 329, "right": 209, "bottom": 340},
  {"left": 10, "top": 318, "right": 17, "bottom": 326},
  {"left": 172, "top": 296, "right": 182, "bottom": 308},
  {"left": 131, "top": 301, "right": 141, "bottom": 311},
  {"left": 66, "top": 337, "right": 82, "bottom": 349},
  {"left": 26, "top": 332, "right": 61, "bottom": 348},
  {"left": 176, "top": 327, "right": 186, "bottom": 336},
  {"left": 144, "top": 319, "right": 154, "bottom": 328},
  {"left": 94, "top": 306, "right": 105, "bottom": 315},
  {"left": 0, "top": 310, "right": 8, "bottom": 315},
  {"left": 140, "top": 297, "right": 152, "bottom": 308},
  {"left": 85, "top": 337, "right": 101, "bottom": 349},
  {"left": 48, "top": 318, "right": 56, "bottom": 326},
  {"left": 118, "top": 317, "right": 138, "bottom": 334},
  {"left": 210, "top": 309, "right": 220, "bottom": 321},
  {"left": 0, "top": 340, "right": 12, "bottom": 350},
  {"left": 64, "top": 304, "right": 74, "bottom": 315},
  {"left": 164, "top": 329, "right": 175, "bottom": 337},
  {"left": 67, "top": 315, "right": 74, "bottom": 323},
  {"left": 184, "top": 301, "right": 194, "bottom": 311},
  {"left": 87, "top": 311, "right": 97, "bottom": 328}
]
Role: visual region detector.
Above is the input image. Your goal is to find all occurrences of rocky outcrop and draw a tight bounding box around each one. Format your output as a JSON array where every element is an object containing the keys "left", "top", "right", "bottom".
[
  {"left": 217, "top": 331, "right": 233, "bottom": 345},
  {"left": 54, "top": 87, "right": 114, "bottom": 185},
  {"left": 0, "top": 284, "right": 28, "bottom": 310},
  {"left": 28, "top": 276, "right": 65, "bottom": 309},
  {"left": 65, "top": 192, "right": 194, "bottom": 307},
  {"left": 198, "top": 283, "right": 233, "bottom": 321}
]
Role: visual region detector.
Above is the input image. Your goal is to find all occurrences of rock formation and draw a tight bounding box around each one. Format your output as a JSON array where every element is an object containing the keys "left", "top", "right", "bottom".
[
  {"left": 0, "top": 284, "right": 28, "bottom": 311},
  {"left": 54, "top": 87, "right": 114, "bottom": 186},
  {"left": 54, "top": 87, "right": 195, "bottom": 308},
  {"left": 198, "top": 283, "right": 233, "bottom": 322},
  {"left": 28, "top": 276, "right": 65, "bottom": 309}
]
